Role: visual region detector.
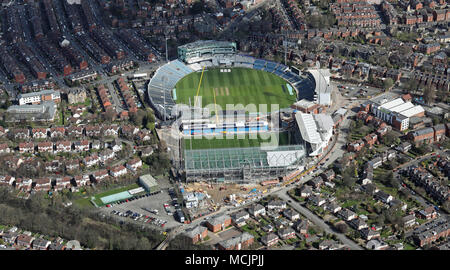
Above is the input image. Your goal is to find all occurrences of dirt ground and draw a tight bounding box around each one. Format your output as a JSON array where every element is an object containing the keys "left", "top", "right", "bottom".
[{"left": 184, "top": 182, "right": 268, "bottom": 206}]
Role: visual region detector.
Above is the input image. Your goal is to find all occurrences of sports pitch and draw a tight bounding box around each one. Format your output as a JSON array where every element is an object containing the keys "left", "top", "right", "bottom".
[
  {"left": 175, "top": 67, "right": 297, "bottom": 111},
  {"left": 183, "top": 132, "right": 292, "bottom": 150}
]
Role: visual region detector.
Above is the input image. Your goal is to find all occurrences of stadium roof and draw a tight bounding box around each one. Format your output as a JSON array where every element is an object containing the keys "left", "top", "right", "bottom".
[
  {"left": 295, "top": 113, "right": 322, "bottom": 144},
  {"left": 308, "top": 69, "right": 331, "bottom": 94},
  {"left": 293, "top": 99, "right": 317, "bottom": 109},
  {"left": 178, "top": 40, "right": 236, "bottom": 50},
  {"left": 267, "top": 149, "right": 306, "bottom": 167},
  {"left": 184, "top": 145, "right": 306, "bottom": 171},
  {"left": 314, "top": 114, "right": 334, "bottom": 133}
]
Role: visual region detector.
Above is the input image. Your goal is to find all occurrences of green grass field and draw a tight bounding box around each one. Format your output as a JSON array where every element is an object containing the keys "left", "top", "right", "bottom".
[
  {"left": 184, "top": 132, "right": 292, "bottom": 150},
  {"left": 175, "top": 68, "right": 296, "bottom": 111}
]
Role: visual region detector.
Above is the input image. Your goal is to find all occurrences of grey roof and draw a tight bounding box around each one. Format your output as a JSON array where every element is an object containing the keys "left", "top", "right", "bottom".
[
  {"left": 338, "top": 208, "right": 356, "bottom": 219},
  {"left": 278, "top": 227, "right": 295, "bottom": 236},
  {"left": 32, "top": 238, "right": 50, "bottom": 247},
  {"left": 375, "top": 191, "right": 392, "bottom": 200},
  {"left": 434, "top": 124, "right": 446, "bottom": 131},
  {"left": 261, "top": 233, "right": 279, "bottom": 243},
  {"left": 218, "top": 232, "right": 253, "bottom": 249},
  {"left": 208, "top": 214, "right": 231, "bottom": 226},
  {"left": 268, "top": 200, "right": 286, "bottom": 207},
  {"left": 300, "top": 185, "right": 313, "bottom": 193},
  {"left": 402, "top": 214, "right": 416, "bottom": 223},
  {"left": 412, "top": 127, "right": 434, "bottom": 136},
  {"left": 185, "top": 226, "right": 208, "bottom": 238},
  {"left": 231, "top": 210, "right": 249, "bottom": 221},
  {"left": 283, "top": 208, "right": 298, "bottom": 217},
  {"left": 413, "top": 218, "right": 449, "bottom": 241},
  {"left": 249, "top": 203, "right": 265, "bottom": 212}
]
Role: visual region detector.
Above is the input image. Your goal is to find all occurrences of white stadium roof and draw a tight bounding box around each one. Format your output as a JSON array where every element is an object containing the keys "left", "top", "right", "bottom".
[
  {"left": 295, "top": 112, "right": 334, "bottom": 145},
  {"left": 308, "top": 69, "right": 331, "bottom": 94},
  {"left": 295, "top": 113, "right": 322, "bottom": 144},
  {"left": 267, "top": 150, "right": 306, "bottom": 167}
]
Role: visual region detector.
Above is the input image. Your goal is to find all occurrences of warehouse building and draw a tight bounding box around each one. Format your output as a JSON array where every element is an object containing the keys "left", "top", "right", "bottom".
[{"left": 139, "top": 174, "right": 160, "bottom": 193}]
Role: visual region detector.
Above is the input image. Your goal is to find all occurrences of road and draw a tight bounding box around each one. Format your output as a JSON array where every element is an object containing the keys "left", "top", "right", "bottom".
[
  {"left": 394, "top": 149, "right": 450, "bottom": 216},
  {"left": 276, "top": 192, "right": 364, "bottom": 250},
  {"left": 161, "top": 105, "right": 364, "bottom": 249}
]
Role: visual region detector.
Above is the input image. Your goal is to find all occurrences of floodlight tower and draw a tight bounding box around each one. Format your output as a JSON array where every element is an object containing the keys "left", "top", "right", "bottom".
[
  {"left": 161, "top": 75, "right": 167, "bottom": 121},
  {"left": 165, "top": 36, "right": 169, "bottom": 63}
]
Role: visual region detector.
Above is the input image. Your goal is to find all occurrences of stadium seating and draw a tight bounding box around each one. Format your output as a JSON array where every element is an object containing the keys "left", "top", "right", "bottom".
[{"left": 147, "top": 52, "right": 313, "bottom": 120}]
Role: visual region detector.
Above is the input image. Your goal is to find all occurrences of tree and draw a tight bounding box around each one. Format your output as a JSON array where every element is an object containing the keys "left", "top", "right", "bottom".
[
  {"left": 405, "top": 79, "right": 419, "bottom": 94},
  {"left": 383, "top": 78, "right": 394, "bottom": 91},
  {"left": 375, "top": 214, "right": 385, "bottom": 227},
  {"left": 104, "top": 109, "right": 116, "bottom": 122},
  {"left": 129, "top": 109, "right": 146, "bottom": 127},
  {"left": 335, "top": 223, "right": 348, "bottom": 233},
  {"left": 423, "top": 85, "right": 436, "bottom": 104},
  {"left": 387, "top": 171, "right": 400, "bottom": 188},
  {"left": 381, "top": 131, "right": 400, "bottom": 146},
  {"left": 158, "top": 140, "right": 168, "bottom": 153}
]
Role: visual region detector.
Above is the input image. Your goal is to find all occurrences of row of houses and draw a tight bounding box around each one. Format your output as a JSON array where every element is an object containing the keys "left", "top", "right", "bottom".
[
  {"left": 0, "top": 158, "right": 143, "bottom": 192},
  {"left": 115, "top": 29, "right": 156, "bottom": 62},
  {"left": 331, "top": 1, "right": 382, "bottom": 28},
  {"left": 402, "top": 165, "right": 450, "bottom": 203},
  {"left": 412, "top": 217, "right": 450, "bottom": 247},
  {"left": 0, "top": 225, "right": 84, "bottom": 250},
  {"left": 15, "top": 139, "right": 122, "bottom": 154},
  {"left": 116, "top": 77, "right": 138, "bottom": 114},
  {"left": 5, "top": 125, "right": 121, "bottom": 140},
  {"left": 402, "top": 8, "right": 450, "bottom": 25}
]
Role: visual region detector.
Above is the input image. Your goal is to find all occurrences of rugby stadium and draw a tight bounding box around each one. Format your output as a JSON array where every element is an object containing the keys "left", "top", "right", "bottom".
[{"left": 147, "top": 40, "right": 334, "bottom": 183}]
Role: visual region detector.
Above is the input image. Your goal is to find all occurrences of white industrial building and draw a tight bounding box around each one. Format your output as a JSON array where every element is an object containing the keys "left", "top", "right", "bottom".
[
  {"left": 295, "top": 112, "right": 334, "bottom": 156},
  {"left": 370, "top": 94, "right": 425, "bottom": 131}
]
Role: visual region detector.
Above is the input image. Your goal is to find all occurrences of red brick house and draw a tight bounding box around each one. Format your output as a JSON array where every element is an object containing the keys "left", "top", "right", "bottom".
[
  {"left": 418, "top": 206, "right": 438, "bottom": 220},
  {"left": 433, "top": 9, "right": 446, "bottom": 21},
  {"left": 205, "top": 214, "right": 232, "bottom": 233},
  {"left": 347, "top": 140, "right": 365, "bottom": 152},
  {"left": 364, "top": 133, "right": 378, "bottom": 148},
  {"left": 407, "top": 127, "right": 435, "bottom": 146},
  {"left": 185, "top": 226, "right": 208, "bottom": 244},
  {"left": 433, "top": 124, "right": 446, "bottom": 141}
]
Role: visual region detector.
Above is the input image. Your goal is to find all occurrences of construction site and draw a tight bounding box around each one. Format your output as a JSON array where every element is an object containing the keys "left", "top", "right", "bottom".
[{"left": 179, "top": 181, "right": 280, "bottom": 219}]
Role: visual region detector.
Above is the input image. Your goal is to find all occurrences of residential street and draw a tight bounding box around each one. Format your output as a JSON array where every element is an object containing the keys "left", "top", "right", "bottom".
[{"left": 276, "top": 191, "right": 364, "bottom": 250}]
